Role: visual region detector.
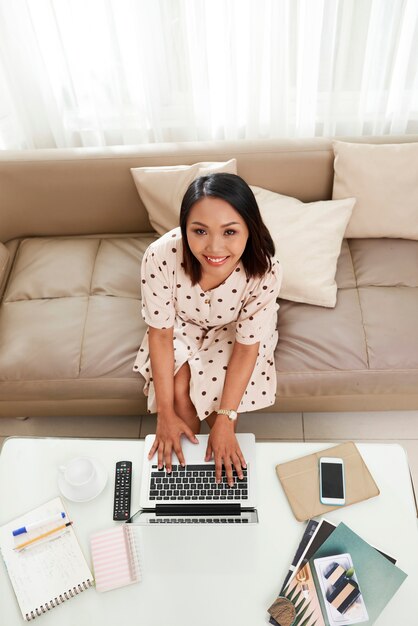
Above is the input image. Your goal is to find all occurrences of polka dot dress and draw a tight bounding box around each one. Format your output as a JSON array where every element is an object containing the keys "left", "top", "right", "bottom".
[{"left": 133, "top": 228, "right": 282, "bottom": 420}]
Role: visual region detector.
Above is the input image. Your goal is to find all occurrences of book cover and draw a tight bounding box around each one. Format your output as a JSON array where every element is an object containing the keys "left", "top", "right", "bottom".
[
  {"left": 284, "top": 519, "right": 337, "bottom": 589},
  {"left": 269, "top": 519, "right": 336, "bottom": 626},
  {"left": 90, "top": 525, "right": 141, "bottom": 592},
  {"left": 280, "top": 561, "right": 327, "bottom": 626},
  {"left": 280, "top": 518, "right": 319, "bottom": 592},
  {"left": 309, "top": 523, "right": 407, "bottom": 626}
]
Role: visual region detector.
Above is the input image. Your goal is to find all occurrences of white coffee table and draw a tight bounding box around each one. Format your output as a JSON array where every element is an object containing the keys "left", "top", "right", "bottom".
[{"left": 0, "top": 437, "right": 417, "bottom": 626}]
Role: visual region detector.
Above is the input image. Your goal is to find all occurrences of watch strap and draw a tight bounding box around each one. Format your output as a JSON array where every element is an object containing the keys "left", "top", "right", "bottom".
[{"left": 216, "top": 409, "right": 238, "bottom": 421}]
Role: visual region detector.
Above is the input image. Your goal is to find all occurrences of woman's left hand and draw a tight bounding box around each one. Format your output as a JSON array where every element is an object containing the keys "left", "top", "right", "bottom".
[{"left": 205, "top": 415, "right": 247, "bottom": 487}]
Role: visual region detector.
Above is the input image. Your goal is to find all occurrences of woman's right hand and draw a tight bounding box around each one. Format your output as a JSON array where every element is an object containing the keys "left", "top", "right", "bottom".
[{"left": 148, "top": 411, "right": 199, "bottom": 472}]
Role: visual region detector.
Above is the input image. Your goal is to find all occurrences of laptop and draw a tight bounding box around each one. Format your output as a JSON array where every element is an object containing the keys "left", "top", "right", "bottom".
[{"left": 133, "top": 433, "right": 258, "bottom": 524}]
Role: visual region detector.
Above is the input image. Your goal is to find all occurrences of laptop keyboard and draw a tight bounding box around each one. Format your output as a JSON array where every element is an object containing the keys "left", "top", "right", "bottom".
[
  {"left": 149, "top": 517, "right": 249, "bottom": 523},
  {"left": 149, "top": 464, "right": 249, "bottom": 501}
]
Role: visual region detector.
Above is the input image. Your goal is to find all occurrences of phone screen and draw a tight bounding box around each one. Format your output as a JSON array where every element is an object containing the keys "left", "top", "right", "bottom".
[{"left": 321, "top": 462, "right": 344, "bottom": 498}]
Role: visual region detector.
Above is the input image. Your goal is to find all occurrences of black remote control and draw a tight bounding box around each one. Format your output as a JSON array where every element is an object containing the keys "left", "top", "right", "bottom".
[{"left": 113, "top": 461, "right": 132, "bottom": 521}]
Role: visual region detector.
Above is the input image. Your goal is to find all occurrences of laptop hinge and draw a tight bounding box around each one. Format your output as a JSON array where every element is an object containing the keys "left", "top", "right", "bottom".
[{"left": 155, "top": 504, "right": 241, "bottom": 516}]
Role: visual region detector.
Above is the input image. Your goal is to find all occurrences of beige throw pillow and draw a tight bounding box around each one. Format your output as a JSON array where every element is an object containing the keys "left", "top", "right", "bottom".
[
  {"left": 332, "top": 141, "right": 418, "bottom": 239},
  {"left": 251, "top": 186, "right": 355, "bottom": 307},
  {"left": 131, "top": 159, "right": 237, "bottom": 234}
]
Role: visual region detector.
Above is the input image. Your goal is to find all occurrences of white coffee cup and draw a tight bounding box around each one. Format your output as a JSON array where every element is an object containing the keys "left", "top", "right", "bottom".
[{"left": 59, "top": 457, "right": 101, "bottom": 501}]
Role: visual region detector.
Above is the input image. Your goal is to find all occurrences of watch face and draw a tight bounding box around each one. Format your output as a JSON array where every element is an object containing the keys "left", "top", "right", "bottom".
[{"left": 229, "top": 410, "right": 238, "bottom": 421}]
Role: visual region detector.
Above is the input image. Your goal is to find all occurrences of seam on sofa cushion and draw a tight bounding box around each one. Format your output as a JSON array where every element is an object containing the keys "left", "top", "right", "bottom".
[
  {"left": 0, "top": 244, "right": 16, "bottom": 303},
  {"left": 275, "top": 369, "right": 418, "bottom": 375},
  {"left": 1, "top": 239, "right": 24, "bottom": 303},
  {"left": 78, "top": 239, "right": 102, "bottom": 375},
  {"left": 0, "top": 378, "right": 140, "bottom": 385},
  {"left": 347, "top": 239, "right": 370, "bottom": 369},
  {"left": 276, "top": 392, "right": 418, "bottom": 397},
  {"left": 1, "top": 368, "right": 417, "bottom": 384}
]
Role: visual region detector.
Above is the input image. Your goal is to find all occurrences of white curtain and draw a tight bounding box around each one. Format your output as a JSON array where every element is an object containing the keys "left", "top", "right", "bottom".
[{"left": 0, "top": 0, "right": 417, "bottom": 149}]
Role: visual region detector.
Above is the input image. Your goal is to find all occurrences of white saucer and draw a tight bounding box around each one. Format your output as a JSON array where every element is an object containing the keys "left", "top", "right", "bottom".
[{"left": 58, "top": 458, "right": 108, "bottom": 502}]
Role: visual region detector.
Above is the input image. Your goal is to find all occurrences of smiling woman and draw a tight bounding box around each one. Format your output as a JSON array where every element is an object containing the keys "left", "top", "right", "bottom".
[
  {"left": 186, "top": 197, "right": 249, "bottom": 289},
  {"left": 180, "top": 174, "right": 275, "bottom": 287},
  {"left": 133, "top": 173, "right": 282, "bottom": 484}
]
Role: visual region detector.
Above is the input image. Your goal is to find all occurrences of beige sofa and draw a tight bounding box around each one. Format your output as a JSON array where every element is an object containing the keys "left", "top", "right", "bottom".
[{"left": 1, "top": 136, "right": 417, "bottom": 418}]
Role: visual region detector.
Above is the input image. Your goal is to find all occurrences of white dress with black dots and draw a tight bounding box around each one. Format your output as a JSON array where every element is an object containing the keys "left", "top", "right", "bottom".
[{"left": 133, "top": 227, "right": 282, "bottom": 420}]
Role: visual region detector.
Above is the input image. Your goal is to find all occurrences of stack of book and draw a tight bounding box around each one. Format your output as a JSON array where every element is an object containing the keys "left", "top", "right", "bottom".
[{"left": 268, "top": 520, "right": 407, "bottom": 626}]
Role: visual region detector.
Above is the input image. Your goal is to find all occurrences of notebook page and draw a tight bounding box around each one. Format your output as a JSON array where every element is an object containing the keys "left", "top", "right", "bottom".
[
  {"left": 0, "top": 497, "right": 93, "bottom": 620},
  {"left": 90, "top": 525, "right": 141, "bottom": 592}
]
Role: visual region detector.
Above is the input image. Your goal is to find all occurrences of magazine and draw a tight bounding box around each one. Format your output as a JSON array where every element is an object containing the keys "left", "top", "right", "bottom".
[
  {"left": 280, "top": 518, "right": 319, "bottom": 592},
  {"left": 283, "top": 519, "right": 337, "bottom": 591},
  {"left": 269, "top": 520, "right": 403, "bottom": 626},
  {"left": 309, "top": 523, "right": 407, "bottom": 626},
  {"left": 278, "top": 560, "right": 327, "bottom": 626},
  {"left": 269, "top": 519, "right": 336, "bottom": 626}
]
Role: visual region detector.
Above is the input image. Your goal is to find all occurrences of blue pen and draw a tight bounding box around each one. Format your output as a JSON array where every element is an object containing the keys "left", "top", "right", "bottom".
[{"left": 12, "top": 512, "right": 66, "bottom": 536}]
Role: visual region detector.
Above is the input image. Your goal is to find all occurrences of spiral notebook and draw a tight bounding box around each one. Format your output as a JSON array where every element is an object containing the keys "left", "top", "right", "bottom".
[
  {"left": 0, "top": 496, "right": 93, "bottom": 621},
  {"left": 90, "top": 525, "right": 141, "bottom": 592}
]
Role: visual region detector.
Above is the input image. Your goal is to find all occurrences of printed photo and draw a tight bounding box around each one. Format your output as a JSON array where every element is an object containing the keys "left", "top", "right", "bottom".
[
  {"left": 281, "top": 562, "right": 326, "bottom": 626},
  {"left": 313, "top": 554, "right": 369, "bottom": 625}
]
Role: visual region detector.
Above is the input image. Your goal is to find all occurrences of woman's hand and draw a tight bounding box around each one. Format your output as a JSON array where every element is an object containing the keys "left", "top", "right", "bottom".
[
  {"left": 205, "top": 415, "right": 247, "bottom": 486},
  {"left": 148, "top": 410, "right": 199, "bottom": 472}
]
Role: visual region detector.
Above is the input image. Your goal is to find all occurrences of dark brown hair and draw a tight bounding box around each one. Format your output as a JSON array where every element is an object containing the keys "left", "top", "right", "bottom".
[{"left": 179, "top": 173, "right": 275, "bottom": 285}]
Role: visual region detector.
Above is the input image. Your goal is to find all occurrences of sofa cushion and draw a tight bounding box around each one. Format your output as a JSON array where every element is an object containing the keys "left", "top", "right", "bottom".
[
  {"left": 357, "top": 286, "right": 418, "bottom": 369},
  {"left": 277, "top": 289, "right": 368, "bottom": 373},
  {"left": 332, "top": 141, "right": 418, "bottom": 239},
  {"left": 0, "top": 298, "right": 90, "bottom": 379},
  {"left": 130, "top": 159, "right": 237, "bottom": 235},
  {"left": 0, "top": 236, "right": 156, "bottom": 407},
  {"left": 250, "top": 186, "right": 355, "bottom": 307},
  {"left": 348, "top": 238, "right": 418, "bottom": 287},
  {"left": 274, "top": 238, "right": 418, "bottom": 401},
  {"left": 4, "top": 239, "right": 100, "bottom": 302}
]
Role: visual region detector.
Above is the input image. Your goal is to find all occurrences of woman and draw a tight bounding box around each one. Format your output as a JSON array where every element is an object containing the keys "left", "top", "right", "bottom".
[{"left": 134, "top": 173, "right": 282, "bottom": 486}]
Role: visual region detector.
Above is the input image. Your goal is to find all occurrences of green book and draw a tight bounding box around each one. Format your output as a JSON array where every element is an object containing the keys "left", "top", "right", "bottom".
[{"left": 309, "top": 522, "right": 407, "bottom": 626}]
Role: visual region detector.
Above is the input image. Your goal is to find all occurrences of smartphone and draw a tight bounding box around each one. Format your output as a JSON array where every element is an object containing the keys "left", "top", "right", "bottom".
[{"left": 319, "top": 457, "right": 345, "bottom": 506}]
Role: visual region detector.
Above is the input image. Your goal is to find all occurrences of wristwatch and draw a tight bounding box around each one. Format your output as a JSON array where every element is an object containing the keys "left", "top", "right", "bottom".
[{"left": 216, "top": 409, "right": 238, "bottom": 421}]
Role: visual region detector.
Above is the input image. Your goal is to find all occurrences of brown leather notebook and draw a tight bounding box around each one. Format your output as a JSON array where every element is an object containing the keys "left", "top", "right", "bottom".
[{"left": 276, "top": 442, "right": 380, "bottom": 522}]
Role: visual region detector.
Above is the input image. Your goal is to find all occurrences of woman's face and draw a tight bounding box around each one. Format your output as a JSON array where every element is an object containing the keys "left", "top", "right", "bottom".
[{"left": 186, "top": 196, "right": 249, "bottom": 277}]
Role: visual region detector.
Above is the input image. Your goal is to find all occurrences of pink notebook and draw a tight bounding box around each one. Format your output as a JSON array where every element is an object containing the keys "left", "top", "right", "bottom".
[{"left": 90, "top": 525, "right": 141, "bottom": 592}]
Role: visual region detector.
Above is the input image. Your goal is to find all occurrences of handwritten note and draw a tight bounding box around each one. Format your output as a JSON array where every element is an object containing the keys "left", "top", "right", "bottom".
[{"left": 0, "top": 497, "right": 92, "bottom": 620}]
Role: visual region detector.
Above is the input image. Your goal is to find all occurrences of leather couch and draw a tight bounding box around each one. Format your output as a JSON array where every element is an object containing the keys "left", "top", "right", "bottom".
[{"left": 1, "top": 136, "right": 417, "bottom": 418}]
